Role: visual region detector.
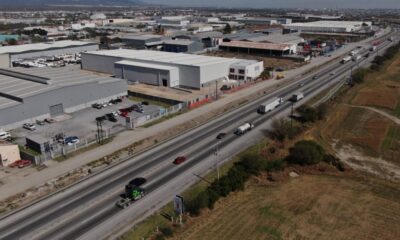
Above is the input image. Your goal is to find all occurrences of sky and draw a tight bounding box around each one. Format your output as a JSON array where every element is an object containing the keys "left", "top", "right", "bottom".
[{"left": 144, "top": 0, "right": 400, "bottom": 9}]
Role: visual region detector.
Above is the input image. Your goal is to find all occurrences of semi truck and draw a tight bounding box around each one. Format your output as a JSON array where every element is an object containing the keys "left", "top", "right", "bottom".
[
  {"left": 290, "top": 92, "right": 304, "bottom": 102},
  {"left": 116, "top": 185, "right": 145, "bottom": 208},
  {"left": 258, "top": 97, "right": 284, "bottom": 114},
  {"left": 341, "top": 56, "right": 352, "bottom": 64},
  {"left": 234, "top": 123, "right": 254, "bottom": 135},
  {"left": 350, "top": 49, "right": 360, "bottom": 56},
  {"left": 352, "top": 55, "right": 362, "bottom": 61}
]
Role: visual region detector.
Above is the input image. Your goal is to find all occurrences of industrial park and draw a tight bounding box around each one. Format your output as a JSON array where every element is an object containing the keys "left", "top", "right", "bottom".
[{"left": 0, "top": 1, "right": 400, "bottom": 240}]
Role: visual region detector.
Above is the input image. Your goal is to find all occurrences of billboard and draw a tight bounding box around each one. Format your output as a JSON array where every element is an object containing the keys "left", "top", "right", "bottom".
[{"left": 173, "top": 195, "right": 184, "bottom": 214}]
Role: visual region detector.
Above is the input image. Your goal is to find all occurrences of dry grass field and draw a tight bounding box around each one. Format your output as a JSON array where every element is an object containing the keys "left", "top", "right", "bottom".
[{"left": 171, "top": 174, "right": 400, "bottom": 240}]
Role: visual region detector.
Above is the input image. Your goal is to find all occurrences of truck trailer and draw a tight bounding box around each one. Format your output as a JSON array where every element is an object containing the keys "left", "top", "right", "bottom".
[
  {"left": 258, "top": 97, "right": 284, "bottom": 114},
  {"left": 116, "top": 185, "right": 145, "bottom": 208},
  {"left": 341, "top": 56, "right": 352, "bottom": 64},
  {"left": 290, "top": 92, "right": 304, "bottom": 102},
  {"left": 234, "top": 123, "right": 254, "bottom": 135},
  {"left": 352, "top": 55, "right": 361, "bottom": 61}
]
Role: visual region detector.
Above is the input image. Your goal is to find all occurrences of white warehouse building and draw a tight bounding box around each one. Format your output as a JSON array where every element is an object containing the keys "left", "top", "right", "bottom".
[
  {"left": 81, "top": 49, "right": 238, "bottom": 89},
  {"left": 284, "top": 21, "right": 372, "bottom": 33},
  {"left": 229, "top": 60, "right": 264, "bottom": 81}
]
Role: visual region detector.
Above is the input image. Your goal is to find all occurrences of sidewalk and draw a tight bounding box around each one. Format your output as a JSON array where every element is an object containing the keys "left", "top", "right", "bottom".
[{"left": 0, "top": 36, "right": 375, "bottom": 200}]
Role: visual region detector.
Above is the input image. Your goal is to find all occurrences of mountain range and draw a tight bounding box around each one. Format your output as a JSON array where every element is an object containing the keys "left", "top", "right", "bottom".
[{"left": 0, "top": 0, "right": 146, "bottom": 6}]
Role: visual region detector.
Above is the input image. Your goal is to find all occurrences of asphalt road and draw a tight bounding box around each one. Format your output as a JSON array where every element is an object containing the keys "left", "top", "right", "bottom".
[{"left": 0, "top": 34, "right": 396, "bottom": 240}]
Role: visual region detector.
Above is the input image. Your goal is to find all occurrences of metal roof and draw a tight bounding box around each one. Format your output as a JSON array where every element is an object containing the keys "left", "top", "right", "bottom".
[
  {"left": 230, "top": 60, "right": 261, "bottom": 67},
  {"left": 0, "top": 65, "right": 121, "bottom": 110},
  {"left": 0, "top": 40, "right": 97, "bottom": 55},
  {"left": 115, "top": 60, "right": 178, "bottom": 71},
  {"left": 85, "top": 49, "right": 236, "bottom": 67},
  {"left": 163, "top": 39, "right": 195, "bottom": 46},
  {"left": 284, "top": 21, "right": 368, "bottom": 28},
  {"left": 120, "top": 34, "right": 163, "bottom": 41},
  {"left": 259, "top": 34, "right": 304, "bottom": 44},
  {"left": 220, "top": 41, "right": 291, "bottom": 51}
]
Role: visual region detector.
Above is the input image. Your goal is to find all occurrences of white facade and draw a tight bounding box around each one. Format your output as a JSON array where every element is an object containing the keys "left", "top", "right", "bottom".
[
  {"left": 82, "top": 49, "right": 237, "bottom": 89},
  {"left": 284, "top": 21, "right": 372, "bottom": 33},
  {"left": 71, "top": 23, "right": 96, "bottom": 31},
  {"left": 229, "top": 60, "right": 264, "bottom": 81}
]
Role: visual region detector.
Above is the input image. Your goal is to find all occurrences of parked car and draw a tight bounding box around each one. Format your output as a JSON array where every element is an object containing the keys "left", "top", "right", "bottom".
[
  {"left": 119, "top": 111, "right": 129, "bottom": 117},
  {"left": 96, "top": 116, "right": 107, "bottom": 122},
  {"left": 0, "top": 131, "right": 11, "bottom": 140},
  {"left": 92, "top": 103, "right": 103, "bottom": 109},
  {"left": 106, "top": 113, "right": 118, "bottom": 122},
  {"left": 275, "top": 67, "right": 284, "bottom": 72},
  {"left": 173, "top": 156, "right": 186, "bottom": 165},
  {"left": 129, "top": 177, "right": 147, "bottom": 187},
  {"left": 23, "top": 123, "right": 36, "bottom": 131},
  {"left": 9, "top": 160, "right": 31, "bottom": 168},
  {"left": 36, "top": 119, "right": 45, "bottom": 125},
  {"left": 220, "top": 85, "right": 232, "bottom": 91},
  {"left": 216, "top": 133, "right": 227, "bottom": 139},
  {"left": 141, "top": 101, "right": 149, "bottom": 105},
  {"left": 45, "top": 118, "right": 56, "bottom": 124},
  {"left": 64, "top": 136, "right": 79, "bottom": 145},
  {"left": 102, "top": 102, "right": 108, "bottom": 108}
]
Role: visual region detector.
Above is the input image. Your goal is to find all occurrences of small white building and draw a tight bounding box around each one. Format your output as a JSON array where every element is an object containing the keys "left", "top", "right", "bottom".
[
  {"left": 0, "top": 143, "right": 20, "bottom": 167},
  {"left": 229, "top": 60, "right": 264, "bottom": 81},
  {"left": 71, "top": 22, "right": 96, "bottom": 31},
  {"left": 284, "top": 21, "right": 372, "bottom": 33}
]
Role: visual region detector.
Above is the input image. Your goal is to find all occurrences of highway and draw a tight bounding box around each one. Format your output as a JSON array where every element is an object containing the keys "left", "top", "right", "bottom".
[{"left": 0, "top": 33, "right": 396, "bottom": 240}]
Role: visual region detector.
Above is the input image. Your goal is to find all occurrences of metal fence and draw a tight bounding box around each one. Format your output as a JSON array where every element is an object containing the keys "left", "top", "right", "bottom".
[{"left": 29, "top": 103, "right": 185, "bottom": 164}]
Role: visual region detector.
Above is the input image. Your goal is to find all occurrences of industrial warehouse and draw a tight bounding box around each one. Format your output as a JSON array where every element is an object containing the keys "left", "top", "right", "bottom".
[
  {"left": 0, "top": 40, "right": 98, "bottom": 68},
  {"left": 0, "top": 66, "right": 127, "bottom": 129},
  {"left": 82, "top": 49, "right": 240, "bottom": 89},
  {"left": 283, "top": 21, "right": 372, "bottom": 33}
]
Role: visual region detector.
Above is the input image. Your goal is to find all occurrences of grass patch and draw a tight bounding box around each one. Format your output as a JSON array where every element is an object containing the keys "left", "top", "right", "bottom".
[
  {"left": 129, "top": 96, "right": 173, "bottom": 109},
  {"left": 120, "top": 203, "right": 176, "bottom": 240},
  {"left": 382, "top": 126, "right": 400, "bottom": 152},
  {"left": 18, "top": 146, "right": 41, "bottom": 156},
  {"left": 142, "top": 110, "right": 187, "bottom": 128},
  {"left": 395, "top": 103, "right": 400, "bottom": 118},
  {"left": 53, "top": 137, "right": 114, "bottom": 162}
]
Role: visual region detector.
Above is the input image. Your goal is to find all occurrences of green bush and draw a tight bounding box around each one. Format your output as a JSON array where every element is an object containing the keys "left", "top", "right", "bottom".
[
  {"left": 285, "top": 140, "right": 325, "bottom": 165},
  {"left": 351, "top": 68, "right": 368, "bottom": 84},
  {"left": 271, "top": 118, "right": 303, "bottom": 142},
  {"left": 159, "top": 226, "right": 173, "bottom": 237},
  {"left": 265, "top": 159, "right": 286, "bottom": 172},
  {"left": 324, "top": 154, "right": 345, "bottom": 171},
  {"left": 297, "top": 105, "right": 319, "bottom": 123}
]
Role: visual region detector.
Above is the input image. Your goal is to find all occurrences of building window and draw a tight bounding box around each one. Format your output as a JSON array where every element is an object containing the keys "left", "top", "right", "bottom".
[
  {"left": 255, "top": 66, "right": 260, "bottom": 72},
  {"left": 238, "top": 76, "right": 244, "bottom": 80},
  {"left": 239, "top": 69, "right": 245, "bottom": 74},
  {"left": 229, "top": 68, "right": 235, "bottom": 73}
]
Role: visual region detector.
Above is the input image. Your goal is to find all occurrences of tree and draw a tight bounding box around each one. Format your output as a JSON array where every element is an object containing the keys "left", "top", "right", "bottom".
[
  {"left": 223, "top": 23, "right": 232, "bottom": 34},
  {"left": 351, "top": 68, "right": 368, "bottom": 84},
  {"left": 271, "top": 118, "right": 301, "bottom": 142},
  {"left": 285, "top": 140, "right": 325, "bottom": 165},
  {"left": 260, "top": 69, "right": 270, "bottom": 80},
  {"left": 297, "top": 105, "right": 318, "bottom": 123}
]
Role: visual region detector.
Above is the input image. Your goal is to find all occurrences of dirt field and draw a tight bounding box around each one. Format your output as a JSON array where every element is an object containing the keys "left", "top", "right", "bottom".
[
  {"left": 204, "top": 51, "right": 305, "bottom": 71},
  {"left": 171, "top": 174, "right": 400, "bottom": 240}
]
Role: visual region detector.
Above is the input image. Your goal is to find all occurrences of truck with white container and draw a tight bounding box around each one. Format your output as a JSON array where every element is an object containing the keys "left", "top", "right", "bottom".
[
  {"left": 290, "top": 92, "right": 304, "bottom": 102},
  {"left": 350, "top": 49, "right": 360, "bottom": 56},
  {"left": 258, "top": 97, "right": 284, "bottom": 114},
  {"left": 352, "top": 55, "right": 361, "bottom": 61},
  {"left": 341, "top": 56, "right": 352, "bottom": 64},
  {"left": 370, "top": 46, "right": 377, "bottom": 51},
  {"left": 234, "top": 123, "right": 254, "bottom": 135}
]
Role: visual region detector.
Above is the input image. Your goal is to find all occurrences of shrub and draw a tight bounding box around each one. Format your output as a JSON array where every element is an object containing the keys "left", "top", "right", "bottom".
[
  {"left": 265, "top": 159, "right": 286, "bottom": 172},
  {"left": 271, "top": 118, "right": 302, "bottom": 141},
  {"left": 285, "top": 140, "right": 325, "bottom": 165},
  {"left": 159, "top": 226, "right": 173, "bottom": 237},
  {"left": 186, "top": 192, "right": 209, "bottom": 216},
  {"left": 316, "top": 103, "right": 328, "bottom": 120},
  {"left": 351, "top": 68, "right": 368, "bottom": 84},
  {"left": 324, "top": 154, "right": 345, "bottom": 171},
  {"left": 297, "top": 105, "right": 319, "bottom": 123}
]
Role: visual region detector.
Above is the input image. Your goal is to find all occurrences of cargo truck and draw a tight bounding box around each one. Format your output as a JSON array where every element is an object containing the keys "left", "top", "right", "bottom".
[
  {"left": 234, "top": 123, "right": 254, "bottom": 135},
  {"left": 290, "top": 92, "right": 304, "bottom": 102},
  {"left": 258, "top": 97, "right": 284, "bottom": 114},
  {"left": 341, "top": 56, "right": 352, "bottom": 64},
  {"left": 352, "top": 55, "right": 361, "bottom": 61},
  {"left": 116, "top": 185, "right": 145, "bottom": 208},
  {"left": 350, "top": 49, "right": 360, "bottom": 56},
  {"left": 370, "top": 46, "right": 377, "bottom": 51}
]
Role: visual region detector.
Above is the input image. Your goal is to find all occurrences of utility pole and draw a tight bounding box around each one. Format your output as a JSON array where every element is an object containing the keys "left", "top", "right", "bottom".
[
  {"left": 215, "top": 80, "right": 218, "bottom": 100},
  {"left": 96, "top": 120, "right": 103, "bottom": 144}
]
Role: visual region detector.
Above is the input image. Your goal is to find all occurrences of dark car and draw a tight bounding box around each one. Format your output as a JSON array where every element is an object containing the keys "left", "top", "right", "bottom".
[
  {"left": 275, "top": 67, "right": 284, "bottom": 72},
  {"left": 141, "top": 101, "right": 149, "bottom": 105},
  {"left": 129, "top": 177, "right": 147, "bottom": 186},
  {"left": 45, "top": 118, "right": 56, "bottom": 123},
  {"left": 96, "top": 116, "right": 107, "bottom": 122},
  {"left": 173, "top": 156, "right": 186, "bottom": 165},
  {"left": 92, "top": 103, "right": 103, "bottom": 109},
  {"left": 220, "top": 85, "right": 232, "bottom": 91},
  {"left": 216, "top": 133, "right": 227, "bottom": 139},
  {"left": 312, "top": 75, "right": 319, "bottom": 80}
]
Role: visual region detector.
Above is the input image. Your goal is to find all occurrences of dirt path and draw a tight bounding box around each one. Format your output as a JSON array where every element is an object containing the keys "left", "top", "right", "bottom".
[{"left": 346, "top": 104, "right": 400, "bottom": 125}]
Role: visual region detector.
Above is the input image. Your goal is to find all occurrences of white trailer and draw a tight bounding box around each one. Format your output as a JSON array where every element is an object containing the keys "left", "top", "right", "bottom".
[
  {"left": 341, "top": 56, "right": 352, "bottom": 64},
  {"left": 258, "top": 97, "right": 284, "bottom": 114},
  {"left": 234, "top": 122, "right": 254, "bottom": 135},
  {"left": 350, "top": 49, "right": 360, "bottom": 56},
  {"left": 352, "top": 55, "right": 361, "bottom": 61},
  {"left": 370, "top": 46, "right": 377, "bottom": 51},
  {"left": 291, "top": 92, "right": 304, "bottom": 102}
]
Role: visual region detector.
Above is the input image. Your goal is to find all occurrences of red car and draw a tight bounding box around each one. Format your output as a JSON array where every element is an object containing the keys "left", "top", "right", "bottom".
[
  {"left": 173, "top": 156, "right": 186, "bottom": 165},
  {"left": 9, "top": 160, "right": 32, "bottom": 168},
  {"left": 119, "top": 110, "right": 129, "bottom": 117}
]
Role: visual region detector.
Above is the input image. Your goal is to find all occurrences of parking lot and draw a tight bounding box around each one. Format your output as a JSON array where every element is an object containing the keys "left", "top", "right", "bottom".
[{"left": 11, "top": 97, "right": 163, "bottom": 149}]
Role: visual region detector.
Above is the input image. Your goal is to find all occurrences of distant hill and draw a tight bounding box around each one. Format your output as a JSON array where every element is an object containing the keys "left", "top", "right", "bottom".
[{"left": 0, "top": 0, "right": 146, "bottom": 6}]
